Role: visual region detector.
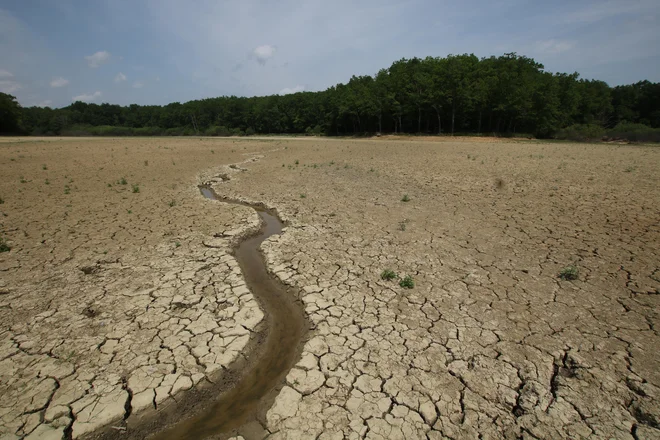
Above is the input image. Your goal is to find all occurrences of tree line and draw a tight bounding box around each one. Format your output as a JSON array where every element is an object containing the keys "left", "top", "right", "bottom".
[{"left": 2, "top": 53, "right": 659, "bottom": 140}]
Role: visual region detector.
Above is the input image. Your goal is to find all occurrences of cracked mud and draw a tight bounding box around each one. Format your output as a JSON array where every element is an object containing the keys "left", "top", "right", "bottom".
[{"left": 1, "top": 137, "right": 659, "bottom": 440}]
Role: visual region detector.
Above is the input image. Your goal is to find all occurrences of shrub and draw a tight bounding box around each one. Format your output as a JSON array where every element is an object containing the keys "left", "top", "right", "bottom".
[
  {"left": 399, "top": 275, "right": 415, "bottom": 289},
  {"left": 606, "top": 122, "right": 660, "bottom": 143},
  {"left": 132, "top": 184, "right": 140, "bottom": 193},
  {"left": 559, "top": 266, "right": 579, "bottom": 281},
  {"left": 401, "top": 194, "right": 410, "bottom": 202},
  {"left": 555, "top": 124, "right": 605, "bottom": 141},
  {"left": 381, "top": 269, "right": 397, "bottom": 281},
  {"left": 120, "top": 177, "right": 128, "bottom": 185}
]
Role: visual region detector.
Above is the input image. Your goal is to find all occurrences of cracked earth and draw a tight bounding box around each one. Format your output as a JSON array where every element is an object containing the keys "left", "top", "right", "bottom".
[{"left": 0, "top": 137, "right": 659, "bottom": 439}]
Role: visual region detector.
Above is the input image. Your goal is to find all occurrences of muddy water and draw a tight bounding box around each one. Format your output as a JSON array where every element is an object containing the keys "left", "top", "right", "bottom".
[{"left": 150, "top": 187, "right": 307, "bottom": 440}]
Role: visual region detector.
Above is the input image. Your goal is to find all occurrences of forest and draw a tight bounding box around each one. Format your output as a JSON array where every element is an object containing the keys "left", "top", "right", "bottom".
[{"left": 2, "top": 53, "right": 659, "bottom": 141}]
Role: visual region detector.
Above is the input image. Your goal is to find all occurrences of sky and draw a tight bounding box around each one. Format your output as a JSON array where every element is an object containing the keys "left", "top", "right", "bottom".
[{"left": 1, "top": 0, "right": 659, "bottom": 108}]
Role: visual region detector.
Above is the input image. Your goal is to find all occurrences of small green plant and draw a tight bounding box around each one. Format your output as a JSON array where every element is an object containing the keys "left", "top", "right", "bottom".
[
  {"left": 127, "top": 209, "right": 132, "bottom": 214},
  {"left": 45, "top": 179, "right": 50, "bottom": 185},
  {"left": 300, "top": 193, "right": 306, "bottom": 199},
  {"left": 107, "top": 183, "right": 112, "bottom": 187},
  {"left": 624, "top": 166, "right": 636, "bottom": 173},
  {"left": 211, "top": 150, "right": 215, "bottom": 154},
  {"left": 144, "top": 160, "right": 149, "bottom": 166},
  {"left": 399, "top": 275, "right": 415, "bottom": 289},
  {"left": 175, "top": 241, "right": 181, "bottom": 248},
  {"left": 295, "top": 160, "right": 299, "bottom": 165},
  {"left": 0, "top": 197, "right": 4, "bottom": 204},
  {"left": 64, "top": 185, "right": 70, "bottom": 194},
  {"left": 401, "top": 194, "right": 410, "bottom": 202},
  {"left": 398, "top": 220, "right": 407, "bottom": 231},
  {"left": 559, "top": 266, "right": 579, "bottom": 281},
  {"left": 132, "top": 184, "right": 140, "bottom": 193},
  {"left": 42, "top": 164, "right": 48, "bottom": 170},
  {"left": 19, "top": 176, "right": 27, "bottom": 184},
  {"left": 168, "top": 200, "right": 176, "bottom": 207},
  {"left": 0, "top": 238, "right": 10, "bottom": 253},
  {"left": 120, "top": 177, "right": 128, "bottom": 185},
  {"left": 381, "top": 269, "right": 397, "bottom": 281},
  {"left": 370, "top": 168, "right": 375, "bottom": 172}
]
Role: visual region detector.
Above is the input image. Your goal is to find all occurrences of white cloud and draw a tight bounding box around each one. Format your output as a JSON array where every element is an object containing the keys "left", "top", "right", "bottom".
[
  {"left": 132, "top": 81, "right": 144, "bottom": 89},
  {"left": 0, "top": 69, "right": 13, "bottom": 78},
  {"left": 114, "top": 72, "right": 127, "bottom": 82},
  {"left": 50, "top": 77, "right": 69, "bottom": 88},
  {"left": 253, "top": 45, "right": 276, "bottom": 65},
  {"left": 72, "top": 91, "right": 102, "bottom": 102},
  {"left": 37, "top": 100, "right": 53, "bottom": 107},
  {"left": 0, "top": 80, "right": 21, "bottom": 94},
  {"left": 535, "top": 40, "right": 575, "bottom": 55},
  {"left": 85, "top": 51, "right": 111, "bottom": 68},
  {"left": 279, "top": 85, "right": 305, "bottom": 95}
]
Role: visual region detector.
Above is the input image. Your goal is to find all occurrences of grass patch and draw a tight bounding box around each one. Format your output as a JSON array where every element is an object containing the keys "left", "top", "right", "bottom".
[
  {"left": 399, "top": 275, "right": 415, "bottom": 289},
  {"left": 380, "top": 269, "right": 397, "bottom": 281},
  {"left": 558, "top": 265, "right": 579, "bottom": 281},
  {"left": 120, "top": 177, "right": 128, "bottom": 185},
  {"left": 132, "top": 184, "right": 140, "bottom": 193}
]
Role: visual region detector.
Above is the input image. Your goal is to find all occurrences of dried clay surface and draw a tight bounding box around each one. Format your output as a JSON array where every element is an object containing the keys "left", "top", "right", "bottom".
[{"left": 1, "top": 136, "right": 659, "bottom": 440}]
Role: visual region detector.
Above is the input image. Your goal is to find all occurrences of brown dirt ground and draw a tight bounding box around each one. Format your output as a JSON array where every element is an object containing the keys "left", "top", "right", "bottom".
[{"left": 1, "top": 137, "right": 659, "bottom": 440}]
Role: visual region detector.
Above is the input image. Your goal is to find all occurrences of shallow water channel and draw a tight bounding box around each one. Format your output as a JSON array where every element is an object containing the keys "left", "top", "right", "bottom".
[{"left": 149, "top": 187, "right": 307, "bottom": 439}]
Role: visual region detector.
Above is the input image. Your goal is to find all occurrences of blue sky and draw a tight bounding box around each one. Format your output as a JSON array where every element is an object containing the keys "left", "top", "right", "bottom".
[{"left": 1, "top": 0, "right": 658, "bottom": 108}]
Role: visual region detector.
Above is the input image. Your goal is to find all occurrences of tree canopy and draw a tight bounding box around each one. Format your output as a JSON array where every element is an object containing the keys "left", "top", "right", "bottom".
[{"left": 6, "top": 53, "right": 660, "bottom": 139}]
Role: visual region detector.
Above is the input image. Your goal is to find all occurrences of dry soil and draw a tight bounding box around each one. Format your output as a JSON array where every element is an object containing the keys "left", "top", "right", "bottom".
[{"left": 0, "top": 136, "right": 658, "bottom": 440}]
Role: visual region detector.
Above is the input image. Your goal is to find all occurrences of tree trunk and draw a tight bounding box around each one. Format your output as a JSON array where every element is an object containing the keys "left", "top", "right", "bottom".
[
  {"left": 451, "top": 106, "right": 455, "bottom": 135},
  {"left": 418, "top": 106, "right": 422, "bottom": 133}
]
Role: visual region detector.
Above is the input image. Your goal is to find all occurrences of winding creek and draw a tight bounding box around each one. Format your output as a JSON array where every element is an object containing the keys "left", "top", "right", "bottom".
[{"left": 149, "top": 186, "right": 308, "bottom": 439}]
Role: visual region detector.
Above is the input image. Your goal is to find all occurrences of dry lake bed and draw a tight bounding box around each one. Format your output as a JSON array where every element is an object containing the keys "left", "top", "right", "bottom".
[{"left": 0, "top": 136, "right": 659, "bottom": 440}]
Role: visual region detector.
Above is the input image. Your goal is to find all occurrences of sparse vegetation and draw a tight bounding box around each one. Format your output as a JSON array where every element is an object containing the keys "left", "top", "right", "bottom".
[
  {"left": 64, "top": 185, "right": 71, "bottom": 194},
  {"left": 0, "top": 238, "right": 10, "bottom": 253},
  {"left": 559, "top": 265, "right": 579, "bottom": 281},
  {"left": 168, "top": 199, "right": 176, "bottom": 207},
  {"left": 120, "top": 177, "right": 128, "bottom": 185},
  {"left": 295, "top": 160, "right": 299, "bottom": 165},
  {"left": 399, "top": 275, "right": 415, "bottom": 289},
  {"left": 624, "top": 166, "right": 636, "bottom": 173},
  {"left": 381, "top": 269, "right": 397, "bottom": 281},
  {"left": 132, "top": 184, "right": 140, "bottom": 193},
  {"left": 300, "top": 193, "right": 306, "bottom": 199},
  {"left": 42, "top": 164, "right": 47, "bottom": 170},
  {"left": 401, "top": 194, "right": 410, "bottom": 202}
]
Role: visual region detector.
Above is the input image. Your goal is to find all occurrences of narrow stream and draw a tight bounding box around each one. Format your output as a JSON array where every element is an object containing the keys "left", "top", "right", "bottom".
[{"left": 149, "top": 186, "right": 307, "bottom": 440}]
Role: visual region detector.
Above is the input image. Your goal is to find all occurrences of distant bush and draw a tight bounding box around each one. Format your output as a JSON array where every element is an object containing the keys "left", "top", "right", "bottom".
[
  {"left": 606, "top": 122, "right": 660, "bottom": 143},
  {"left": 245, "top": 127, "right": 256, "bottom": 136},
  {"left": 205, "top": 126, "right": 232, "bottom": 136},
  {"left": 554, "top": 124, "right": 605, "bottom": 141}
]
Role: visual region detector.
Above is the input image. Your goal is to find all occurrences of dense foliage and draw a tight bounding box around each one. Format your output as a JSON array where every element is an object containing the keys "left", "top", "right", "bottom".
[{"left": 6, "top": 53, "right": 660, "bottom": 140}]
